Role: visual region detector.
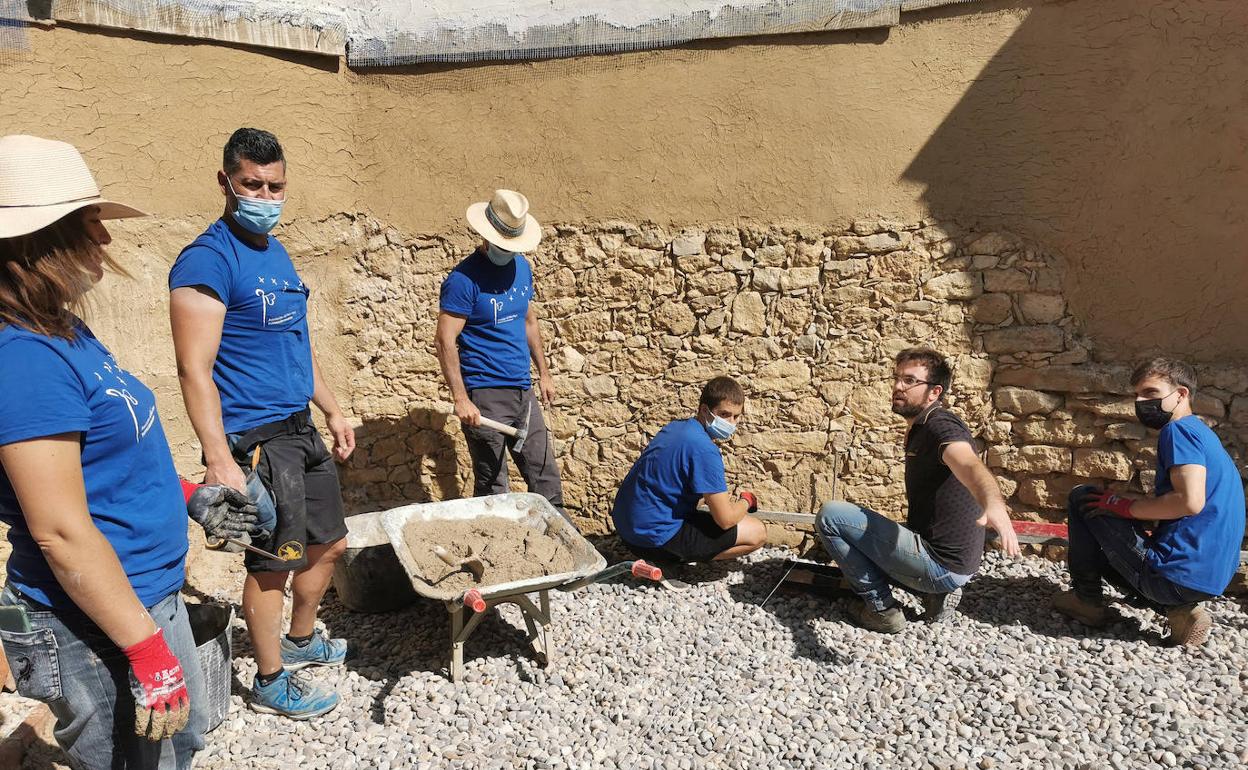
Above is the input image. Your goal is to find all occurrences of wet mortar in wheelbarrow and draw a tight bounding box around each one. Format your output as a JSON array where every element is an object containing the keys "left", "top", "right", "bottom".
[{"left": 374, "top": 492, "right": 661, "bottom": 681}]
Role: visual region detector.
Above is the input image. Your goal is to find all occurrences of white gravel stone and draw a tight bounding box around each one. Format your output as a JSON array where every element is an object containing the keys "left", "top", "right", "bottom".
[{"left": 19, "top": 546, "right": 1245, "bottom": 769}]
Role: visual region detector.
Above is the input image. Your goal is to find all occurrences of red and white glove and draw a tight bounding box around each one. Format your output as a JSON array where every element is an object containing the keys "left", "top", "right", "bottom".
[
  {"left": 1082, "top": 489, "right": 1135, "bottom": 519},
  {"left": 123, "top": 628, "right": 190, "bottom": 740},
  {"left": 739, "top": 491, "right": 759, "bottom": 513}
]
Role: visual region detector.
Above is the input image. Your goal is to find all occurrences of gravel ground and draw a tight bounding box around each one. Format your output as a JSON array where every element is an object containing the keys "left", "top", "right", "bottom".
[{"left": 10, "top": 545, "right": 1248, "bottom": 769}]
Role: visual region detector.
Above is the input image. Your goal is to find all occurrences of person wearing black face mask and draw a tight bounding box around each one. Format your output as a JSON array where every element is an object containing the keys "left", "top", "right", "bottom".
[{"left": 1054, "top": 358, "right": 1245, "bottom": 647}]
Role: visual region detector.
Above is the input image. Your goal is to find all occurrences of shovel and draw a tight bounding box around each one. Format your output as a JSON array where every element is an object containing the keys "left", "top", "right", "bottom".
[{"left": 434, "top": 545, "right": 485, "bottom": 582}]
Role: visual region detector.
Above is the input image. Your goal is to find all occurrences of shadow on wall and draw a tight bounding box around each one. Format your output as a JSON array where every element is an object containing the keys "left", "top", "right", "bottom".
[
  {"left": 903, "top": 0, "right": 1248, "bottom": 363},
  {"left": 339, "top": 407, "right": 465, "bottom": 514}
]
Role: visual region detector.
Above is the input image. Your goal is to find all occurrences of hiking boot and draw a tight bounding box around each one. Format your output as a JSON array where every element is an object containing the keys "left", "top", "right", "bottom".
[
  {"left": 1166, "top": 603, "right": 1212, "bottom": 648},
  {"left": 281, "top": 629, "right": 347, "bottom": 671},
  {"left": 1052, "top": 590, "right": 1110, "bottom": 627},
  {"left": 920, "top": 588, "right": 963, "bottom": 623},
  {"left": 847, "top": 601, "right": 906, "bottom": 633},
  {"left": 250, "top": 670, "right": 339, "bottom": 720}
]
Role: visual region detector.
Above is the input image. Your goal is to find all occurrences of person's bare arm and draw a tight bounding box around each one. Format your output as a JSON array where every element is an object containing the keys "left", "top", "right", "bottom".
[
  {"left": 943, "top": 441, "right": 1021, "bottom": 557},
  {"left": 525, "top": 304, "right": 556, "bottom": 406},
  {"left": 0, "top": 436, "right": 157, "bottom": 647},
  {"left": 310, "top": 349, "right": 355, "bottom": 461},
  {"left": 169, "top": 286, "right": 244, "bottom": 491},
  {"left": 1119, "top": 465, "right": 1206, "bottom": 521},
  {"left": 704, "top": 491, "right": 749, "bottom": 530},
  {"left": 434, "top": 310, "right": 479, "bottom": 427}
]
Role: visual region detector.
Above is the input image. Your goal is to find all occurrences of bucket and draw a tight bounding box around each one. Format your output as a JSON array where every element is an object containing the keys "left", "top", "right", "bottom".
[
  {"left": 332, "top": 511, "right": 419, "bottom": 613},
  {"left": 186, "top": 602, "right": 233, "bottom": 733}
]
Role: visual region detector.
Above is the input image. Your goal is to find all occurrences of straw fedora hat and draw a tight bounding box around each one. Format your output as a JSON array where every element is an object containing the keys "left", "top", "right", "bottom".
[
  {"left": 466, "top": 189, "right": 542, "bottom": 253},
  {"left": 0, "top": 134, "right": 146, "bottom": 239}
]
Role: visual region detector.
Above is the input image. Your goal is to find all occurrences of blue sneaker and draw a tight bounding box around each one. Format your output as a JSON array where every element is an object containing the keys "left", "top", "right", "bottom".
[
  {"left": 250, "top": 670, "right": 339, "bottom": 720},
  {"left": 280, "top": 629, "right": 347, "bottom": 670}
]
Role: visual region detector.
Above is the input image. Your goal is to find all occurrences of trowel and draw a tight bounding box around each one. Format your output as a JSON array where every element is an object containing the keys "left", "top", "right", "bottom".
[{"left": 434, "top": 545, "right": 485, "bottom": 582}]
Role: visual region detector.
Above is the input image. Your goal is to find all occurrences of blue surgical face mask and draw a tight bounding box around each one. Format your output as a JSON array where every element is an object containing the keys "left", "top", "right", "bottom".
[
  {"left": 703, "top": 412, "right": 737, "bottom": 441},
  {"left": 227, "top": 178, "right": 284, "bottom": 235},
  {"left": 486, "top": 242, "right": 517, "bottom": 266}
]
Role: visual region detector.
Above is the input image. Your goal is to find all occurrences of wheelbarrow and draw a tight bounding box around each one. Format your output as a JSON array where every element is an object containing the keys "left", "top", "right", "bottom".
[{"left": 380, "top": 492, "right": 661, "bottom": 682}]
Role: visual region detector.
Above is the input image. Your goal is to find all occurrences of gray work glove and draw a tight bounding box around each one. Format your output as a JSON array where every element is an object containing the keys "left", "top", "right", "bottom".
[{"left": 187, "top": 484, "right": 266, "bottom": 553}]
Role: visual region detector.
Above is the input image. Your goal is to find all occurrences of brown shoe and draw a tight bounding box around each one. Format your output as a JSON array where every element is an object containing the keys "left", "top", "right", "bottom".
[
  {"left": 1052, "top": 590, "right": 1110, "bottom": 627},
  {"left": 1166, "top": 603, "right": 1212, "bottom": 647},
  {"left": 847, "top": 601, "right": 905, "bottom": 633}
]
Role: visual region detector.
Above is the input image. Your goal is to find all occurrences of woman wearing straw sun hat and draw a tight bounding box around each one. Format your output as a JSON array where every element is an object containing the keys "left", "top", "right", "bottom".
[
  {"left": 0, "top": 135, "right": 261, "bottom": 769},
  {"left": 434, "top": 189, "right": 571, "bottom": 523}
]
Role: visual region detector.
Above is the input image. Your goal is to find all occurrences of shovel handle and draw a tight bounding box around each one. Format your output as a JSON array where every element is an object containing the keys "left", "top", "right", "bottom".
[{"left": 477, "top": 416, "right": 519, "bottom": 438}]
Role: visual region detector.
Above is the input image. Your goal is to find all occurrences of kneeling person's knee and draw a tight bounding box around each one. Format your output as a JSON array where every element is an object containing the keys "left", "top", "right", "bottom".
[
  {"left": 737, "top": 515, "right": 767, "bottom": 551},
  {"left": 1067, "top": 484, "right": 1099, "bottom": 519},
  {"left": 817, "top": 500, "right": 858, "bottom": 535}
]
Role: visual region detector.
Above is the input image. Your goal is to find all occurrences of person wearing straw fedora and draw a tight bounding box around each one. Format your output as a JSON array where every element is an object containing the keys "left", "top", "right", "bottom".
[
  {"left": 436, "top": 190, "right": 569, "bottom": 522},
  {"left": 0, "top": 134, "right": 244, "bottom": 768},
  {"left": 168, "top": 128, "right": 351, "bottom": 720}
]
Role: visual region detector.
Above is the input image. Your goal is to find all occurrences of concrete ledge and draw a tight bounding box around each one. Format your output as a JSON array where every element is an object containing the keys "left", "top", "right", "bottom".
[{"left": 47, "top": 1, "right": 346, "bottom": 56}]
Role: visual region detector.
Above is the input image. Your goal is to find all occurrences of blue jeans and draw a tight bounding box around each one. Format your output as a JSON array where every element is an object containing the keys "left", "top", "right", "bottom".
[
  {"left": 816, "top": 500, "right": 972, "bottom": 612},
  {"left": 0, "top": 587, "right": 207, "bottom": 770},
  {"left": 1066, "top": 485, "right": 1212, "bottom": 608}
]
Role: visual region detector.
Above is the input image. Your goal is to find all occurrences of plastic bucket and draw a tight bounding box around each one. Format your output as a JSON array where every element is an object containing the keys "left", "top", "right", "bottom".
[
  {"left": 186, "top": 602, "right": 233, "bottom": 733},
  {"left": 332, "top": 511, "right": 419, "bottom": 613}
]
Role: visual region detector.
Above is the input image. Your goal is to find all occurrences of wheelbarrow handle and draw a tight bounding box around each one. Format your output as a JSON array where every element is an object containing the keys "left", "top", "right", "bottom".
[
  {"left": 459, "top": 588, "right": 486, "bottom": 613},
  {"left": 631, "top": 561, "right": 663, "bottom": 581},
  {"left": 556, "top": 560, "right": 663, "bottom": 592}
]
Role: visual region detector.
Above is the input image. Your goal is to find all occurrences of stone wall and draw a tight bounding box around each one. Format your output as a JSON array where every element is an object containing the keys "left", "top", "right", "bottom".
[{"left": 327, "top": 215, "right": 1248, "bottom": 538}]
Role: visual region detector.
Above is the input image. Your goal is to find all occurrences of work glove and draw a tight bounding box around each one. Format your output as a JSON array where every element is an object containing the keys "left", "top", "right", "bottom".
[
  {"left": 1080, "top": 488, "right": 1135, "bottom": 519},
  {"left": 739, "top": 491, "right": 759, "bottom": 513},
  {"left": 123, "top": 628, "right": 190, "bottom": 741},
  {"left": 187, "top": 484, "right": 265, "bottom": 553}
]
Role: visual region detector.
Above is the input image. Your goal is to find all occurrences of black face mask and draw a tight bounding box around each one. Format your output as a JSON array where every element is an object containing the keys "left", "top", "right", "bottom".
[{"left": 1135, "top": 391, "right": 1177, "bottom": 430}]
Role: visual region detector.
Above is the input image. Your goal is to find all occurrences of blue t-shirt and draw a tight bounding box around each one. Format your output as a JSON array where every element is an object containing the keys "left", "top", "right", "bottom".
[
  {"left": 169, "top": 219, "right": 314, "bottom": 433},
  {"left": 0, "top": 322, "right": 187, "bottom": 609},
  {"left": 611, "top": 418, "right": 728, "bottom": 547},
  {"left": 1148, "top": 415, "right": 1246, "bottom": 595},
  {"left": 439, "top": 250, "right": 534, "bottom": 390}
]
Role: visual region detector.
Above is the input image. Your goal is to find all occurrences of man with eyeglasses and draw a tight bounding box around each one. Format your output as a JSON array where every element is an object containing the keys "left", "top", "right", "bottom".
[{"left": 815, "top": 347, "right": 1020, "bottom": 633}]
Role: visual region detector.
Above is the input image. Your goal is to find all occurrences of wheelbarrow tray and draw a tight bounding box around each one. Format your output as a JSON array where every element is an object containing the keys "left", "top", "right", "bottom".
[{"left": 380, "top": 492, "right": 606, "bottom": 603}]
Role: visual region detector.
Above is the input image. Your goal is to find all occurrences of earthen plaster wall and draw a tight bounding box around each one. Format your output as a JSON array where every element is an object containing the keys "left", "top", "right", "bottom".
[{"left": 1, "top": 0, "right": 1246, "bottom": 538}]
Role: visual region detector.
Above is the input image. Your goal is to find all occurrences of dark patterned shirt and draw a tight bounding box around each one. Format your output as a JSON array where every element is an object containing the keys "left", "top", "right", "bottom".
[{"left": 904, "top": 405, "right": 986, "bottom": 575}]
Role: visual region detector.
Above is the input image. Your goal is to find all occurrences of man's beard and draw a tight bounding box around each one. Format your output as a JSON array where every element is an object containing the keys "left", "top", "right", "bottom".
[{"left": 891, "top": 399, "right": 925, "bottom": 418}]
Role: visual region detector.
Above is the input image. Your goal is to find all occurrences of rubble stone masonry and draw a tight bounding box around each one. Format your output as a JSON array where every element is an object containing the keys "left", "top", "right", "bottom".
[{"left": 328, "top": 215, "right": 1248, "bottom": 547}]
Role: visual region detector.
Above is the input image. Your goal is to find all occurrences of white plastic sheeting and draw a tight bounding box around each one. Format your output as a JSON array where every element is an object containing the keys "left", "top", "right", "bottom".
[{"left": 1, "top": 1, "right": 986, "bottom": 66}]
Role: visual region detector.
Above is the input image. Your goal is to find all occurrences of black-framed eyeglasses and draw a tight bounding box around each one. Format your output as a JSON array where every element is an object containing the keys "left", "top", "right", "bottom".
[{"left": 894, "top": 375, "right": 934, "bottom": 388}]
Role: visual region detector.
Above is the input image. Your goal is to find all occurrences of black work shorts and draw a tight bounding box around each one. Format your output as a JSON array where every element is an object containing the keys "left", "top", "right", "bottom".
[
  {"left": 625, "top": 512, "right": 738, "bottom": 565},
  {"left": 228, "top": 410, "right": 347, "bottom": 573}
]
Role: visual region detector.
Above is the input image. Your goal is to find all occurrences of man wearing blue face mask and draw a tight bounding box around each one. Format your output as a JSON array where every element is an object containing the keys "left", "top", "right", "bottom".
[
  {"left": 436, "top": 189, "right": 568, "bottom": 520},
  {"left": 1053, "top": 357, "right": 1245, "bottom": 648},
  {"left": 168, "top": 128, "right": 355, "bottom": 719},
  {"left": 611, "top": 376, "right": 767, "bottom": 565}
]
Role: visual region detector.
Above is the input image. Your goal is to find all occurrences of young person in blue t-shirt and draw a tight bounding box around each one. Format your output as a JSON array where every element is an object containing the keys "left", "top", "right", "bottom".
[
  {"left": 169, "top": 129, "right": 354, "bottom": 719},
  {"left": 436, "top": 190, "right": 567, "bottom": 520},
  {"left": 611, "top": 376, "right": 766, "bottom": 565},
  {"left": 0, "top": 135, "right": 262, "bottom": 769},
  {"left": 1054, "top": 358, "right": 1246, "bottom": 647}
]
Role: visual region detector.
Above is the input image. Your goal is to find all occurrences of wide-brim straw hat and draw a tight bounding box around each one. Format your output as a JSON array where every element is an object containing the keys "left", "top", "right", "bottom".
[
  {"left": 0, "top": 134, "right": 147, "bottom": 239},
  {"left": 466, "top": 189, "right": 542, "bottom": 253}
]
